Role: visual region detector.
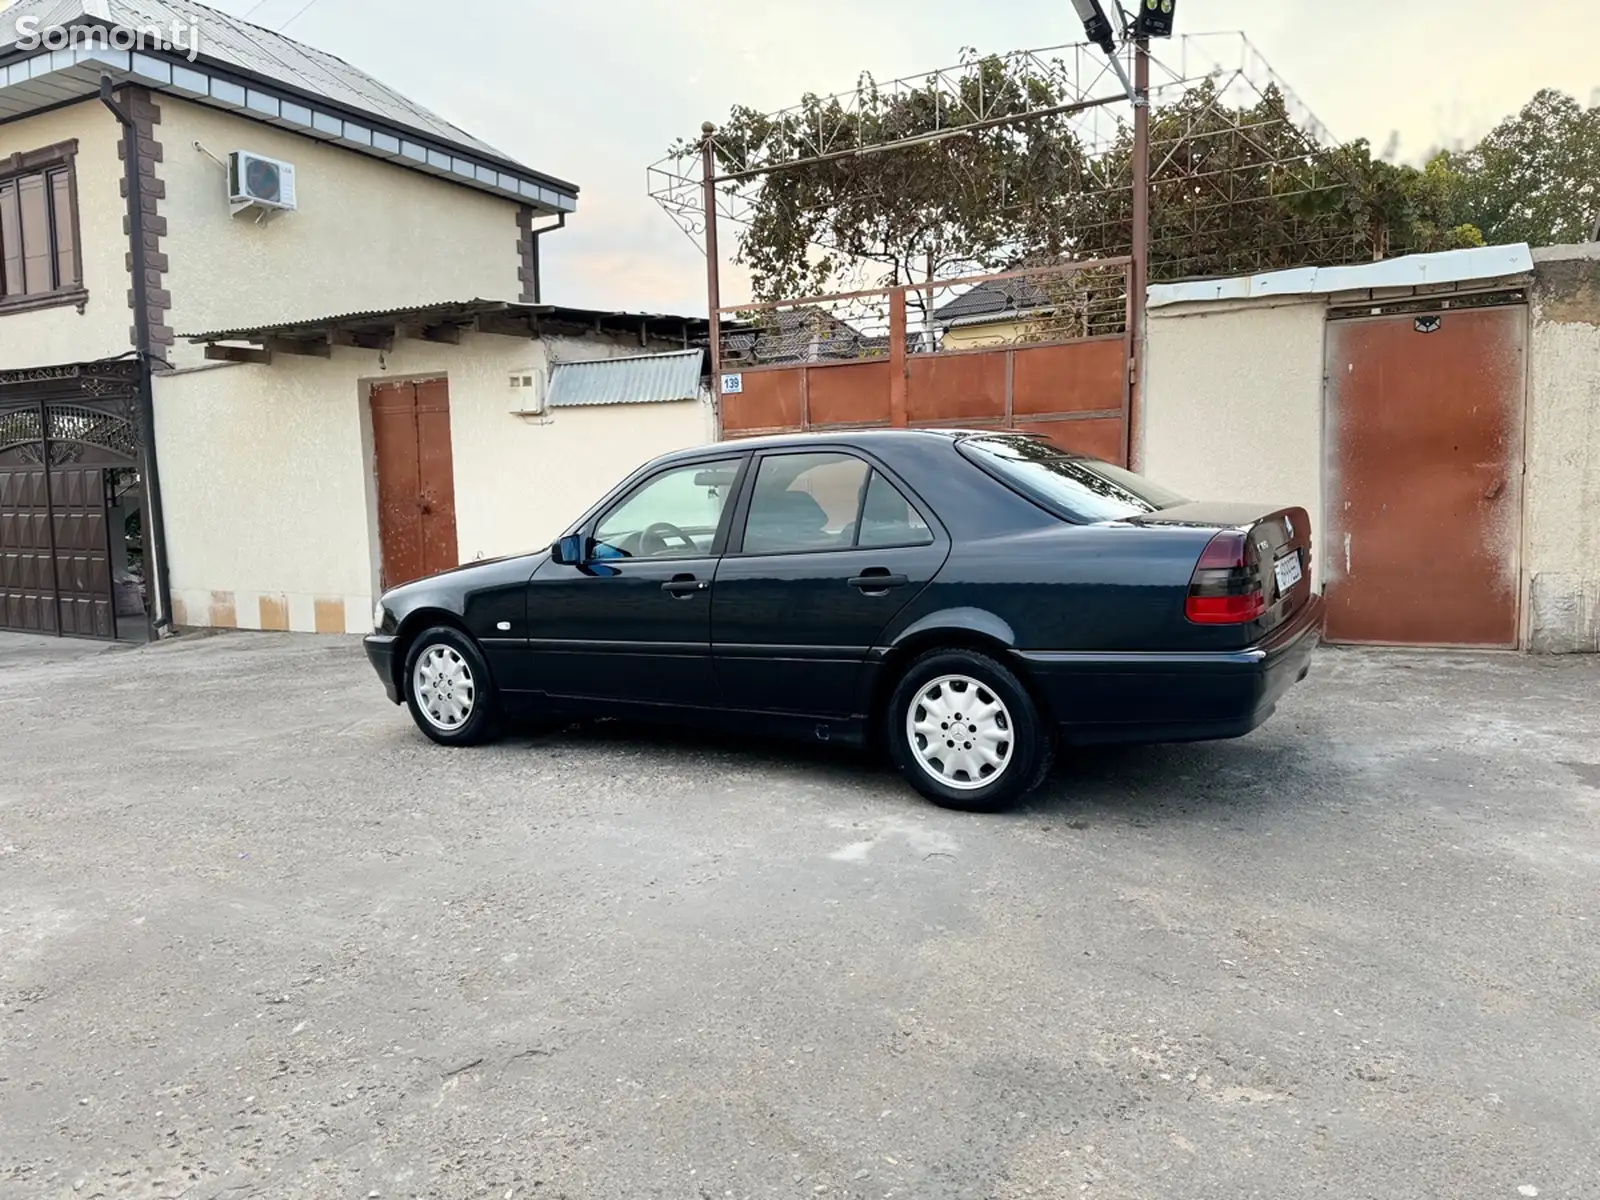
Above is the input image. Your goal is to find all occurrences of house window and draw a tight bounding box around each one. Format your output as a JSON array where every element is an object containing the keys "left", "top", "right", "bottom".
[{"left": 0, "top": 140, "right": 84, "bottom": 315}]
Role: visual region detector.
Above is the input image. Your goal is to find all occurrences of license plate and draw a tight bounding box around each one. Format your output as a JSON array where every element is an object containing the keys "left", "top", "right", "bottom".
[{"left": 1274, "top": 550, "right": 1303, "bottom": 596}]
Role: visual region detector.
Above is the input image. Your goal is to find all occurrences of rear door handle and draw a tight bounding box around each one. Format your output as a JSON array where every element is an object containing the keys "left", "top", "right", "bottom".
[
  {"left": 849, "top": 572, "right": 909, "bottom": 593},
  {"left": 662, "top": 576, "right": 708, "bottom": 598}
]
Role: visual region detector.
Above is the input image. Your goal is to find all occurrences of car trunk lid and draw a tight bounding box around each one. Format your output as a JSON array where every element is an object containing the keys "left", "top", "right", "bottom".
[{"left": 1126, "top": 503, "right": 1313, "bottom": 633}]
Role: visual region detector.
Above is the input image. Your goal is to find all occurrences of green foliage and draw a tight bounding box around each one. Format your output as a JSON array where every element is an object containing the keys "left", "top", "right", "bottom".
[
  {"left": 694, "top": 51, "right": 1096, "bottom": 300},
  {"left": 1448, "top": 88, "right": 1600, "bottom": 246},
  {"left": 1323, "top": 140, "right": 1484, "bottom": 260},
  {"left": 687, "top": 65, "right": 1595, "bottom": 301}
]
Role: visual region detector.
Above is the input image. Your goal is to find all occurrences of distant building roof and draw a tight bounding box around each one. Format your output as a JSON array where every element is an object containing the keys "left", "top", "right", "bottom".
[
  {"left": 1147, "top": 244, "right": 1535, "bottom": 308},
  {"left": 934, "top": 276, "right": 1053, "bottom": 324},
  {"left": 721, "top": 306, "right": 875, "bottom": 365},
  {"left": 547, "top": 349, "right": 706, "bottom": 408},
  {"left": 0, "top": 0, "right": 576, "bottom": 212}
]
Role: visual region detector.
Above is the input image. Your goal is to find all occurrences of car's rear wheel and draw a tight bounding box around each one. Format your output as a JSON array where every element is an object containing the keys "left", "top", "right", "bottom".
[
  {"left": 403, "top": 626, "right": 500, "bottom": 746},
  {"left": 886, "top": 648, "right": 1054, "bottom": 812}
]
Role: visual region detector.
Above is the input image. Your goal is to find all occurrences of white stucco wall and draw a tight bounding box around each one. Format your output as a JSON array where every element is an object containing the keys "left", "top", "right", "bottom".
[
  {"left": 154, "top": 331, "right": 713, "bottom": 633},
  {"left": 154, "top": 359, "right": 375, "bottom": 635},
  {"left": 0, "top": 100, "right": 132, "bottom": 369},
  {"left": 1136, "top": 249, "right": 1600, "bottom": 652},
  {"left": 1140, "top": 297, "right": 1328, "bottom": 585},
  {"left": 1524, "top": 245, "right": 1600, "bottom": 653},
  {"left": 157, "top": 98, "right": 524, "bottom": 368},
  {"left": 430, "top": 332, "right": 716, "bottom": 561}
]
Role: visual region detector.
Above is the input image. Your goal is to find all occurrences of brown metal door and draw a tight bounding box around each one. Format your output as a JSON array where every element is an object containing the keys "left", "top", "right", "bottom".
[
  {"left": 1324, "top": 305, "right": 1526, "bottom": 647},
  {"left": 0, "top": 466, "right": 58, "bottom": 634},
  {"left": 371, "top": 378, "right": 459, "bottom": 589},
  {"left": 50, "top": 465, "right": 115, "bottom": 638},
  {"left": 0, "top": 464, "right": 116, "bottom": 638}
]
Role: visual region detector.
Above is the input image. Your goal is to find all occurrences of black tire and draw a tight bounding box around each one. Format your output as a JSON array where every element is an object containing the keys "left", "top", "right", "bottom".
[
  {"left": 885, "top": 648, "right": 1055, "bottom": 813},
  {"left": 402, "top": 625, "right": 501, "bottom": 746}
]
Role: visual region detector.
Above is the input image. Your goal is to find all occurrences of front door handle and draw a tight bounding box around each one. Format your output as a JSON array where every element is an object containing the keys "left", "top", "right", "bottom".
[
  {"left": 849, "top": 572, "right": 909, "bottom": 593},
  {"left": 662, "top": 575, "right": 709, "bottom": 598}
]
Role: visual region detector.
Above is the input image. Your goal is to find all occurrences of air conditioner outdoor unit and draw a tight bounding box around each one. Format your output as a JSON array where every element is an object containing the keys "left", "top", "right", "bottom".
[
  {"left": 228, "top": 150, "right": 297, "bottom": 219},
  {"left": 509, "top": 368, "right": 546, "bottom": 415}
]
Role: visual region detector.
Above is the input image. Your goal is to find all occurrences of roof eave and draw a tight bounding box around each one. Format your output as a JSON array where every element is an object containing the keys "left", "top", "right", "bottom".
[
  {"left": 183, "top": 299, "right": 710, "bottom": 348},
  {"left": 0, "top": 41, "right": 578, "bottom": 212}
]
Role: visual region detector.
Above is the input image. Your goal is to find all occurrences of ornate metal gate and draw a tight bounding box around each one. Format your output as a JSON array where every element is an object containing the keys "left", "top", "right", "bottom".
[{"left": 0, "top": 359, "right": 144, "bottom": 640}]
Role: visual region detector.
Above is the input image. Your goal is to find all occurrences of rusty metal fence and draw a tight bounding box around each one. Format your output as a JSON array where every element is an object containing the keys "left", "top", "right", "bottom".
[{"left": 714, "top": 258, "right": 1133, "bottom": 464}]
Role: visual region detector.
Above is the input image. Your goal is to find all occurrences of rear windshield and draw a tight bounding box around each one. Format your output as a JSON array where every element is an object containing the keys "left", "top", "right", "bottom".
[{"left": 959, "top": 436, "right": 1188, "bottom": 523}]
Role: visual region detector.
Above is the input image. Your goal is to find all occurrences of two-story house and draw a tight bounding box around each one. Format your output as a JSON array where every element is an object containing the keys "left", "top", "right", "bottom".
[{"left": 1, "top": 0, "right": 712, "bottom": 641}]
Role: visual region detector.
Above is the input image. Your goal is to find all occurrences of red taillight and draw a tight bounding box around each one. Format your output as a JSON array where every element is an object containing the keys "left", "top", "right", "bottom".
[
  {"left": 1185, "top": 592, "right": 1267, "bottom": 623},
  {"left": 1185, "top": 530, "right": 1265, "bottom": 625}
]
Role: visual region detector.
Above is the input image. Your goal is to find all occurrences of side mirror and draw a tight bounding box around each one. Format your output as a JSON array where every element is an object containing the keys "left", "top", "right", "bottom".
[{"left": 552, "top": 533, "right": 587, "bottom": 566}]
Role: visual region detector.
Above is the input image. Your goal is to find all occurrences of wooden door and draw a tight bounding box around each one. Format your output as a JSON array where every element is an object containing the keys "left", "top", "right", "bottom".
[
  {"left": 370, "top": 378, "right": 459, "bottom": 589},
  {"left": 1323, "top": 305, "right": 1526, "bottom": 647}
]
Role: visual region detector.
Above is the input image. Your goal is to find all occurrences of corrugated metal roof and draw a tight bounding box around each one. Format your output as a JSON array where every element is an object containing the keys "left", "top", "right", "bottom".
[
  {"left": 0, "top": 0, "right": 564, "bottom": 185},
  {"left": 546, "top": 350, "right": 705, "bottom": 408},
  {"left": 183, "top": 299, "right": 709, "bottom": 343},
  {"left": 185, "top": 299, "right": 525, "bottom": 341},
  {"left": 1148, "top": 244, "right": 1535, "bottom": 309}
]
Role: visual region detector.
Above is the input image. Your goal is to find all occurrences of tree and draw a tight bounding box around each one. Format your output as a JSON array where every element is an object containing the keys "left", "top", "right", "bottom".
[
  {"left": 692, "top": 50, "right": 1094, "bottom": 304},
  {"left": 1448, "top": 89, "right": 1600, "bottom": 246},
  {"left": 1041, "top": 80, "right": 1383, "bottom": 281},
  {"left": 1322, "top": 140, "right": 1483, "bottom": 261},
  {"left": 684, "top": 68, "right": 1579, "bottom": 305}
]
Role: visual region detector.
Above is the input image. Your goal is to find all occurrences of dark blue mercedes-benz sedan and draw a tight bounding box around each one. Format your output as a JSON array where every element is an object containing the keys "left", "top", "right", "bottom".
[{"left": 364, "top": 429, "right": 1322, "bottom": 812}]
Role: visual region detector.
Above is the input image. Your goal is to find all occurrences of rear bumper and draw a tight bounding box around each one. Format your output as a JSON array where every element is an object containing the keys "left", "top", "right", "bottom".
[
  {"left": 364, "top": 634, "right": 403, "bottom": 705},
  {"left": 1014, "top": 596, "right": 1324, "bottom": 746}
]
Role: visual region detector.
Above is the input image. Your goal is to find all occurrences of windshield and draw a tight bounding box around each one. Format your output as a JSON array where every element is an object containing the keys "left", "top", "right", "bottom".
[{"left": 959, "top": 436, "right": 1187, "bottom": 523}]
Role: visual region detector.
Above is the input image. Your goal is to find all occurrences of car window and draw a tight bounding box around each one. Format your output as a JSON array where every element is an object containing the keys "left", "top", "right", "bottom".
[
  {"left": 742, "top": 452, "right": 870, "bottom": 555},
  {"left": 857, "top": 471, "right": 934, "bottom": 548},
  {"left": 958, "top": 436, "right": 1187, "bottom": 523},
  {"left": 593, "top": 458, "right": 741, "bottom": 559}
]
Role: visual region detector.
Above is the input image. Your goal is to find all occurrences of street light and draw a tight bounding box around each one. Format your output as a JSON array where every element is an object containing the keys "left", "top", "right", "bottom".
[
  {"left": 1069, "top": 0, "right": 1135, "bottom": 100},
  {"left": 1069, "top": 0, "right": 1119, "bottom": 55},
  {"left": 1133, "top": 0, "right": 1177, "bottom": 39}
]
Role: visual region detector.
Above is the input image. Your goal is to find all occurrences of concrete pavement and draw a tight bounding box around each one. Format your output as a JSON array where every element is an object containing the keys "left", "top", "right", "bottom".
[{"left": 1, "top": 632, "right": 1597, "bottom": 1199}]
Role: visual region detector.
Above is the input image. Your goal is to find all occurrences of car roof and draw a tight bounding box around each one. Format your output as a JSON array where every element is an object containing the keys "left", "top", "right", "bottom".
[{"left": 648, "top": 427, "right": 1039, "bottom": 466}]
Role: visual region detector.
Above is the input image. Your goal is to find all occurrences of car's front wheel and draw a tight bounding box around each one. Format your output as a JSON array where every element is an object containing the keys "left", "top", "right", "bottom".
[
  {"left": 886, "top": 648, "right": 1054, "bottom": 812},
  {"left": 403, "top": 626, "right": 500, "bottom": 746}
]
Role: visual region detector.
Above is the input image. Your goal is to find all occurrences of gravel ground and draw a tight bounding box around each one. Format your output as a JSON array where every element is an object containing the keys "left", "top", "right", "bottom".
[{"left": 1, "top": 631, "right": 1597, "bottom": 1200}]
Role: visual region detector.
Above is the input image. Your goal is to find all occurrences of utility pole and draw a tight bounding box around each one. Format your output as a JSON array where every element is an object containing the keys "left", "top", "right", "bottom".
[
  {"left": 700, "top": 123, "right": 723, "bottom": 428},
  {"left": 1127, "top": 38, "right": 1150, "bottom": 472},
  {"left": 1072, "top": 2, "right": 1153, "bottom": 470}
]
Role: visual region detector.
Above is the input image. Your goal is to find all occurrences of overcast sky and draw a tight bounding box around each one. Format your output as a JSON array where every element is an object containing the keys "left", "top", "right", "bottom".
[{"left": 205, "top": 0, "right": 1593, "bottom": 314}]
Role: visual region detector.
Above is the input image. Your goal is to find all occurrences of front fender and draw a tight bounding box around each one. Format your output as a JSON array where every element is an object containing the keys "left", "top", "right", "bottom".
[
  {"left": 387, "top": 586, "right": 470, "bottom": 630},
  {"left": 379, "top": 554, "right": 545, "bottom": 641}
]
